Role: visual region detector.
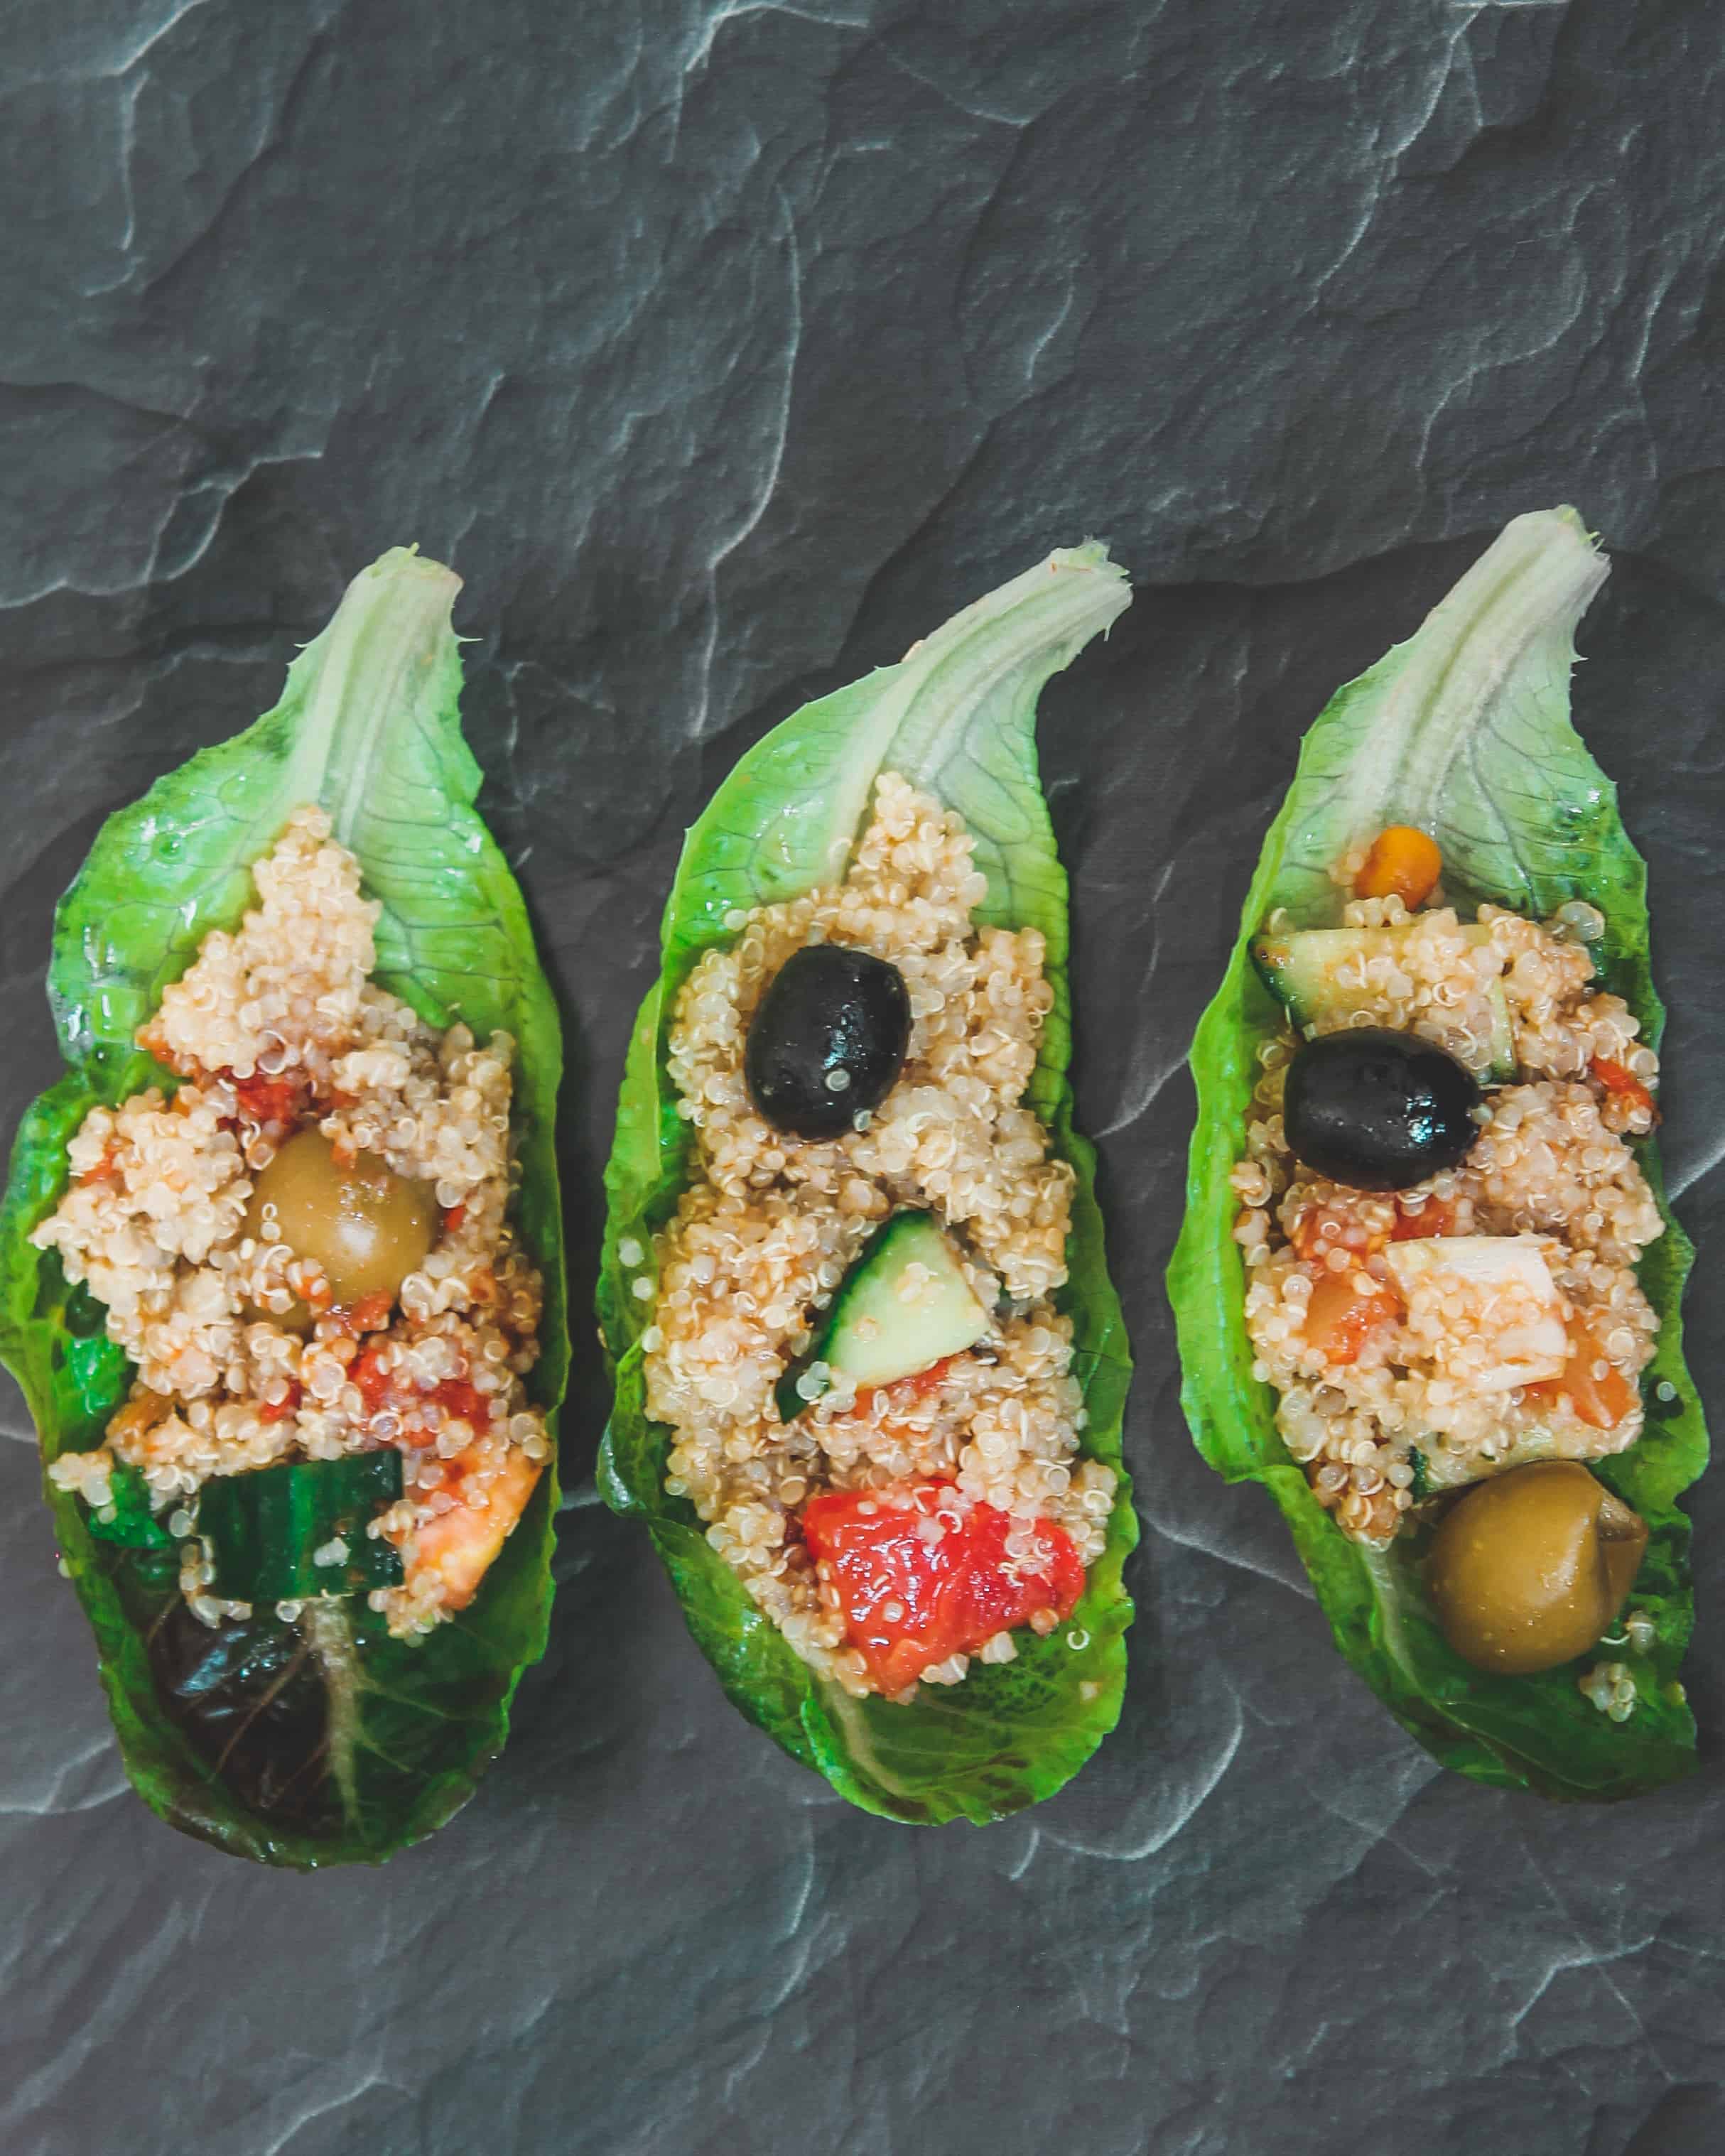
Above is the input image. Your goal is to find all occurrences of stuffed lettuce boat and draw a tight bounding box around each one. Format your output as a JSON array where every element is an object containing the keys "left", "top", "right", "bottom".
[
  {"left": 598, "top": 546, "right": 1137, "bottom": 1823},
  {"left": 0, "top": 551, "right": 566, "bottom": 1865},
  {"left": 1169, "top": 508, "right": 1707, "bottom": 1800}
]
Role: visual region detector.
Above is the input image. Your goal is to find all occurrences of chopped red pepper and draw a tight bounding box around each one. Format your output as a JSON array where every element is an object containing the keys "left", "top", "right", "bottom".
[
  {"left": 345, "top": 1291, "right": 394, "bottom": 1333},
  {"left": 349, "top": 1343, "right": 393, "bottom": 1416},
  {"left": 1290, "top": 1202, "right": 1384, "bottom": 1264},
  {"left": 347, "top": 1344, "right": 490, "bottom": 1439},
  {"left": 801, "top": 1482, "right": 1084, "bottom": 1693},
  {"left": 1302, "top": 1269, "right": 1401, "bottom": 1366},
  {"left": 1391, "top": 1196, "right": 1459, "bottom": 1240},
  {"left": 431, "top": 1378, "right": 492, "bottom": 1431},
  {"left": 856, "top": 1355, "right": 956, "bottom": 1409},
  {"left": 224, "top": 1069, "right": 307, "bottom": 1130},
  {"left": 259, "top": 1382, "right": 303, "bottom": 1426},
  {"left": 442, "top": 1203, "right": 467, "bottom": 1235},
  {"left": 1523, "top": 1316, "right": 1638, "bottom": 1431},
  {"left": 1590, "top": 1056, "right": 1658, "bottom": 1122}
]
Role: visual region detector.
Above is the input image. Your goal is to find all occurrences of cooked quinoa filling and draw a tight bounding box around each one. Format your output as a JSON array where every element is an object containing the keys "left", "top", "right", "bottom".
[
  {"left": 642, "top": 774, "right": 1116, "bottom": 1699},
  {"left": 33, "top": 808, "right": 550, "bottom": 1637},
  {"left": 1231, "top": 870, "right": 1663, "bottom": 1544}
]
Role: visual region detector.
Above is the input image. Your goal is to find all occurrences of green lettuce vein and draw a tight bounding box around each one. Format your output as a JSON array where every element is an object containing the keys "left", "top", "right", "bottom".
[
  {"left": 0, "top": 548, "right": 566, "bottom": 1866},
  {"left": 597, "top": 546, "right": 1137, "bottom": 1823},
  {"left": 1167, "top": 507, "right": 1707, "bottom": 1801}
]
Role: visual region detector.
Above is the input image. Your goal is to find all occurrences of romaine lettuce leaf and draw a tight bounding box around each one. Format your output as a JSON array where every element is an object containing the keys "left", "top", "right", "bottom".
[
  {"left": 1168, "top": 508, "right": 1706, "bottom": 1800},
  {"left": 0, "top": 549, "right": 566, "bottom": 1865},
  {"left": 598, "top": 546, "right": 1137, "bottom": 1822}
]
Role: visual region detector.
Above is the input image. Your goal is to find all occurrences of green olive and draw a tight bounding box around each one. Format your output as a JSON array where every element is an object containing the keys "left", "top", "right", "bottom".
[
  {"left": 1426, "top": 1460, "right": 1648, "bottom": 1676},
  {"left": 243, "top": 1130, "right": 436, "bottom": 1319}
]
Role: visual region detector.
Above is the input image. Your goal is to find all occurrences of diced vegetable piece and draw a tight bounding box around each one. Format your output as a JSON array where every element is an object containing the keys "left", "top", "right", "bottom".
[
  {"left": 800, "top": 1483, "right": 1084, "bottom": 1691},
  {"left": 1524, "top": 1316, "right": 1640, "bottom": 1431},
  {"left": 1251, "top": 924, "right": 1515, "bottom": 1081},
  {"left": 1590, "top": 1056, "right": 1658, "bottom": 1122},
  {"left": 1354, "top": 826, "right": 1443, "bottom": 906},
  {"left": 777, "top": 1212, "right": 990, "bottom": 1422},
  {"left": 200, "top": 1451, "right": 404, "bottom": 1603},
  {"left": 1381, "top": 1235, "right": 1569, "bottom": 1390},
  {"left": 1391, "top": 1194, "right": 1459, "bottom": 1240},
  {"left": 84, "top": 1460, "right": 175, "bottom": 1551},
  {"left": 401, "top": 1443, "right": 541, "bottom": 1611},
  {"left": 1302, "top": 1270, "right": 1400, "bottom": 1365}
]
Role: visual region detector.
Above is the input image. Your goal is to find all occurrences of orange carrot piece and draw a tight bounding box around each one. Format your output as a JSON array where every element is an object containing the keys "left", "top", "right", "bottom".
[{"left": 1355, "top": 826, "right": 1442, "bottom": 907}]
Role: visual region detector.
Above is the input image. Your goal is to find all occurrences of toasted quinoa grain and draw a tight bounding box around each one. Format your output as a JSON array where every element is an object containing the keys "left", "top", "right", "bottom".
[
  {"left": 34, "top": 808, "right": 549, "bottom": 1637},
  {"left": 1232, "top": 877, "right": 1662, "bottom": 1543},
  {"left": 643, "top": 774, "right": 1114, "bottom": 1698}
]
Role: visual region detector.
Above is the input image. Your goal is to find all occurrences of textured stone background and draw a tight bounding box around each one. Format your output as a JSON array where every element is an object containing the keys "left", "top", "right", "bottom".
[{"left": 4, "top": 2, "right": 1724, "bottom": 2151}]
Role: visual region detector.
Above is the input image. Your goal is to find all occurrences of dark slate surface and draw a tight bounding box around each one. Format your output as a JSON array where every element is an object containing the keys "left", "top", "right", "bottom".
[{"left": 4, "top": 3, "right": 1724, "bottom": 2151}]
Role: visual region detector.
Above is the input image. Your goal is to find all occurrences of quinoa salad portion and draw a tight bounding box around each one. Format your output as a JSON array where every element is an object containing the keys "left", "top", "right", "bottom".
[
  {"left": 1225, "top": 818, "right": 1672, "bottom": 1689},
  {"left": 638, "top": 773, "right": 1117, "bottom": 1702},
  {"left": 1234, "top": 835, "right": 1662, "bottom": 1537},
  {"left": 33, "top": 807, "right": 551, "bottom": 1638}
]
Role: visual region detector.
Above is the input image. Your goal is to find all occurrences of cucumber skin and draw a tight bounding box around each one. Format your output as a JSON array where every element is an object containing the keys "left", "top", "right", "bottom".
[
  {"left": 200, "top": 1451, "right": 404, "bottom": 1604},
  {"left": 774, "top": 1213, "right": 986, "bottom": 1424},
  {"left": 1251, "top": 928, "right": 1515, "bottom": 1083}
]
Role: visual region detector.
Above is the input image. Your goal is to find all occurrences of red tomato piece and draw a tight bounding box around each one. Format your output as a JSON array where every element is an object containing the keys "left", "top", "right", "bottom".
[
  {"left": 1590, "top": 1056, "right": 1658, "bottom": 1122},
  {"left": 225, "top": 1069, "right": 307, "bottom": 1129},
  {"left": 349, "top": 1343, "right": 393, "bottom": 1416},
  {"left": 801, "top": 1483, "right": 1084, "bottom": 1694},
  {"left": 1524, "top": 1318, "right": 1638, "bottom": 1431},
  {"left": 1391, "top": 1196, "right": 1458, "bottom": 1240},
  {"left": 1302, "top": 1270, "right": 1400, "bottom": 1365},
  {"left": 349, "top": 1343, "right": 490, "bottom": 1439},
  {"left": 258, "top": 1381, "right": 303, "bottom": 1426},
  {"left": 1289, "top": 1202, "right": 1385, "bottom": 1264},
  {"left": 853, "top": 1355, "right": 957, "bottom": 1414},
  {"left": 432, "top": 1378, "right": 492, "bottom": 1431}
]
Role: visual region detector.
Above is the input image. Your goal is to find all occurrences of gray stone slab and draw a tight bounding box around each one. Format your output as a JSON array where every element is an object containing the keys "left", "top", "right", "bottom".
[{"left": 1, "top": 2, "right": 1721, "bottom": 2152}]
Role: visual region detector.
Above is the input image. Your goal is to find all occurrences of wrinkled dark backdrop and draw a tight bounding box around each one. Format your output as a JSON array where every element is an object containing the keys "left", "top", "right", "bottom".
[{"left": 4, "top": 3, "right": 1724, "bottom": 2152}]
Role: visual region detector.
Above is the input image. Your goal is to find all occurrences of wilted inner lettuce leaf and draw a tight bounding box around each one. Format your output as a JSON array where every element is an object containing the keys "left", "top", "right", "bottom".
[
  {"left": 598, "top": 546, "right": 1138, "bottom": 1824},
  {"left": 0, "top": 551, "right": 566, "bottom": 1866},
  {"left": 1168, "top": 508, "right": 1707, "bottom": 1801}
]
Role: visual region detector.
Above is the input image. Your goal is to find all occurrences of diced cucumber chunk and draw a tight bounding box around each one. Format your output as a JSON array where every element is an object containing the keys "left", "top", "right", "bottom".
[
  {"left": 199, "top": 1450, "right": 404, "bottom": 1605},
  {"left": 1251, "top": 923, "right": 1515, "bottom": 1081},
  {"left": 775, "top": 1212, "right": 990, "bottom": 1423}
]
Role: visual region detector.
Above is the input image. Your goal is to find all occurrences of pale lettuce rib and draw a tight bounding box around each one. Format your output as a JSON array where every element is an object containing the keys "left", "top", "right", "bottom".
[
  {"left": 1271, "top": 507, "right": 1613, "bottom": 924},
  {"left": 667, "top": 543, "right": 1130, "bottom": 948}
]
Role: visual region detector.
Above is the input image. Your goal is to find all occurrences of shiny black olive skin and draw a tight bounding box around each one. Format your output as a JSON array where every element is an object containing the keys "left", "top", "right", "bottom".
[
  {"left": 1283, "top": 1027, "right": 1481, "bottom": 1192},
  {"left": 745, "top": 944, "right": 912, "bottom": 1139}
]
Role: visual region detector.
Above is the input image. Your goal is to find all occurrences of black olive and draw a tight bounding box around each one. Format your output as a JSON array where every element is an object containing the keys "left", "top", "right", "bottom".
[
  {"left": 745, "top": 944, "right": 912, "bottom": 1139},
  {"left": 1283, "top": 1027, "right": 1481, "bottom": 1191}
]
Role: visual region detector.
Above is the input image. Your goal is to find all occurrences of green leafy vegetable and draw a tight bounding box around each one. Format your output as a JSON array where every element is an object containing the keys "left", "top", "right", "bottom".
[
  {"left": 200, "top": 1453, "right": 405, "bottom": 1604},
  {"left": 598, "top": 546, "right": 1137, "bottom": 1823},
  {"left": 1168, "top": 508, "right": 1707, "bottom": 1800},
  {"left": 0, "top": 550, "right": 566, "bottom": 1865}
]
